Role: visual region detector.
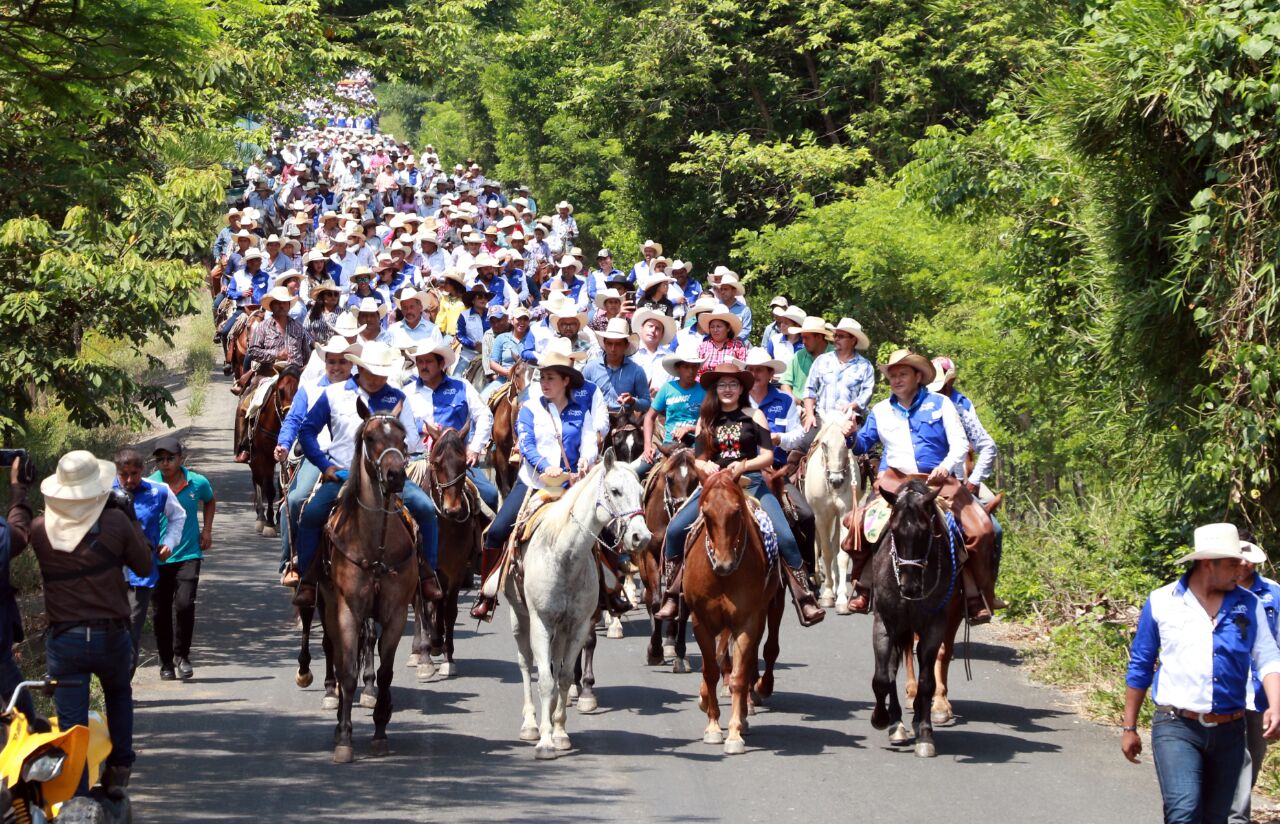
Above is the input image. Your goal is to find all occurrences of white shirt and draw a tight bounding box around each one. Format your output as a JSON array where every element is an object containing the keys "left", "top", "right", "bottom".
[
  {"left": 313, "top": 381, "right": 420, "bottom": 470},
  {"left": 516, "top": 394, "right": 598, "bottom": 490},
  {"left": 387, "top": 318, "right": 443, "bottom": 351}
]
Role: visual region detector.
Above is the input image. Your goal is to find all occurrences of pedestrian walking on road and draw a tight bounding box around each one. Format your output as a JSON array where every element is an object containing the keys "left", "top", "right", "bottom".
[
  {"left": 148, "top": 437, "right": 216, "bottom": 682},
  {"left": 1123, "top": 522, "right": 1280, "bottom": 824},
  {"left": 1229, "top": 533, "right": 1280, "bottom": 823}
]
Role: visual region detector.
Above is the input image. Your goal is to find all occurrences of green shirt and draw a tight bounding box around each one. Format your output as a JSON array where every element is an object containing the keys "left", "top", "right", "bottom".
[
  {"left": 147, "top": 468, "right": 214, "bottom": 564},
  {"left": 781, "top": 344, "right": 832, "bottom": 392}
]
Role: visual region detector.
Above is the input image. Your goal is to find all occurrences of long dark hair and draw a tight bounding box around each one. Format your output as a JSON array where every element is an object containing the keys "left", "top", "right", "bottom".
[
  {"left": 307, "top": 291, "right": 334, "bottom": 321},
  {"left": 695, "top": 378, "right": 742, "bottom": 458}
]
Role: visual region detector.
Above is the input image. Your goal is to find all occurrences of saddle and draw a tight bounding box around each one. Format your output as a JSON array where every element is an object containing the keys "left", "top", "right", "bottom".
[
  {"left": 487, "top": 380, "right": 516, "bottom": 412},
  {"left": 480, "top": 489, "right": 559, "bottom": 602},
  {"left": 321, "top": 497, "right": 418, "bottom": 580},
  {"left": 683, "top": 495, "right": 781, "bottom": 573}
]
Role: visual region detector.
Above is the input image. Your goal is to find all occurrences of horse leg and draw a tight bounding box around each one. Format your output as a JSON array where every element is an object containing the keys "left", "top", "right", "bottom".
[
  {"left": 835, "top": 518, "right": 853, "bottom": 613},
  {"left": 816, "top": 506, "right": 836, "bottom": 609},
  {"left": 933, "top": 603, "right": 964, "bottom": 725},
  {"left": 260, "top": 468, "right": 279, "bottom": 538},
  {"left": 725, "top": 624, "right": 761, "bottom": 755},
  {"left": 509, "top": 604, "right": 539, "bottom": 743},
  {"left": 440, "top": 584, "right": 460, "bottom": 677},
  {"left": 529, "top": 616, "right": 560, "bottom": 759},
  {"left": 671, "top": 601, "right": 692, "bottom": 674},
  {"left": 370, "top": 600, "right": 410, "bottom": 756},
  {"left": 576, "top": 628, "right": 598, "bottom": 713},
  {"left": 321, "top": 597, "right": 338, "bottom": 710},
  {"left": 360, "top": 619, "right": 378, "bottom": 709},
  {"left": 297, "top": 605, "right": 314, "bottom": 688},
  {"left": 693, "top": 622, "right": 723, "bottom": 745},
  {"left": 914, "top": 623, "right": 947, "bottom": 758},
  {"left": 330, "top": 600, "right": 360, "bottom": 763},
  {"left": 870, "top": 613, "right": 902, "bottom": 734},
  {"left": 253, "top": 478, "right": 266, "bottom": 533},
  {"left": 903, "top": 636, "right": 918, "bottom": 700},
  {"left": 754, "top": 588, "right": 784, "bottom": 701}
]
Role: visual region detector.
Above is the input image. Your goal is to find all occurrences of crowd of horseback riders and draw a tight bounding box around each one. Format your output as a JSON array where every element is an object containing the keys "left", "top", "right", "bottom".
[{"left": 208, "top": 74, "right": 1009, "bottom": 760}]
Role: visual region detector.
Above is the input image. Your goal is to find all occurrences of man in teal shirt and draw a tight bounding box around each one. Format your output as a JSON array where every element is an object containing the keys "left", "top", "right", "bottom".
[
  {"left": 147, "top": 437, "right": 216, "bottom": 682},
  {"left": 633, "top": 343, "right": 706, "bottom": 478}
]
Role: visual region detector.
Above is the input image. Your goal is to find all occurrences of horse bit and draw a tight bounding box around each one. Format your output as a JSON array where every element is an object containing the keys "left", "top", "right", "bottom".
[{"left": 571, "top": 472, "right": 645, "bottom": 552}]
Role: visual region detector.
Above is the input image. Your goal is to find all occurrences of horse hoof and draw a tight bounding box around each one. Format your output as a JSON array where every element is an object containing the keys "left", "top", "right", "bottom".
[
  {"left": 552, "top": 734, "right": 572, "bottom": 751},
  {"left": 568, "top": 684, "right": 579, "bottom": 701},
  {"left": 262, "top": 527, "right": 277, "bottom": 538},
  {"left": 662, "top": 643, "right": 677, "bottom": 660},
  {"left": 519, "top": 724, "right": 540, "bottom": 741},
  {"left": 417, "top": 663, "right": 438, "bottom": 682},
  {"left": 429, "top": 643, "right": 444, "bottom": 657},
  {"left": 296, "top": 671, "right": 314, "bottom": 689},
  {"left": 723, "top": 738, "right": 746, "bottom": 755},
  {"left": 438, "top": 662, "right": 455, "bottom": 678},
  {"left": 646, "top": 652, "right": 664, "bottom": 666},
  {"left": 535, "top": 746, "right": 558, "bottom": 761},
  {"left": 576, "top": 694, "right": 598, "bottom": 713},
  {"left": 673, "top": 658, "right": 692, "bottom": 674},
  {"left": 606, "top": 623, "right": 624, "bottom": 640},
  {"left": 819, "top": 594, "right": 836, "bottom": 609},
  {"left": 360, "top": 691, "right": 378, "bottom": 709},
  {"left": 835, "top": 602, "right": 852, "bottom": 616},
  {"left": 321, "top": 695, "right": 339, "bottom": 711},
  {"left": 333, "top": 745, "right": 354, "bottom": 764},
  {"left": 255, "top": 520, "right": 265, "bottom": 534},
  {"left": 870, "top": 707, "right": 890, "bottom": 731},
  {"left": 750, "top": 689, "right": 765, "bottom": 707},
  {"left": 889, "top": 722, "right": 914, "bottom": 745},
  {"left": 370, "top": 739, "right": 389, "bottom": 758},
  {"left": 916, "top": 742, "right": 937, "bottom": 758},
  {"left": 932, "top": 710, "right": 955, "bottom": 726},
  {"left": 703, "top": 729, "right": 724, "bottom": 745},
  {"left": 407, "top": 653, "right": 420, "bottom": 667}
]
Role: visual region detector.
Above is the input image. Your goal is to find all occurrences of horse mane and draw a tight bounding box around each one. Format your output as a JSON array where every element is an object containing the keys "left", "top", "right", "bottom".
[
  {"left": 433, "top": 426, "right": 465, "bottom": 456},
  {"left": 538, "top": 459, "right": 609, "bottom": 546},
  {"left": 278, "top": 363, "right": 303, "bottom": 383},
  {"left": 701, "top": 468, "right": 744, "bottom": 501}
]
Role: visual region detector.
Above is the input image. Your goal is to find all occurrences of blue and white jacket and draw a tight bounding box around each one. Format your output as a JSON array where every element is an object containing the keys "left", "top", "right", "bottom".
[
  {"left": 298, "top": 378, "right": 419, "bottom": 473},
  {"left": 407, "top": 375, "right": 493, "bottom": 455},
  {"left": 517, "top": 394, "right": 597, "bottom": 490},
  {"left": 849, "top": 387, "right": 968, "bottom": 475}
]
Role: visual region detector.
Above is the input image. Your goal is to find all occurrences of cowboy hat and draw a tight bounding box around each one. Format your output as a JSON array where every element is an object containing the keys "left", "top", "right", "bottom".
[
  {"left": 640, "top": 239, "right": 663, "bottom": 257},
  {"left": 265, "top": 233, "right": 282, "bottom": 245},
  {"left": 714, "top": 272, "right": 746, "bottom": 298},
  {"left": 345, "top": 340, "right": 400, "bottom": 378},
  {"left": 927, "top": 356, "right": 958, "bottom": 393},
  {"left": 637, "top": 271, "right": 671, "bottom": 294},
  {"left": 272, "top": 269, "right": 302, "bottom": 288},
  {"left": 698, "top": 360, "right": 754, "bottom": 392},
  {"left": 555, "top": 201, "right": 574, "bottom": 214},
  {"left": 319, "top": 334, "right": 357, "bottom": 355},
  {"left": 669, "top": 259, "right": 692, "bottom": 274},
  {"left": 593, "top": 288, "right": 627, "bottom": 310},
  {"left": 797, "top": 315, "right": 834, "bottom": 340},
  {"left": 831, "top": 317, "right": 871, "bottom": 352},
  {"left": 769, "top": 296, "right": 789, "bottom": 316},
  {"left": 473, "top": 252, "right": 499, "bottom": 268},
  {"left": 396, "top": 286, "right": 430, "bottom": 307},
  {"left": 536, "top": 339, "right": 586, "bottom": 388},
  {"left": 1242, "top": 540, "right": 1268, "bottom": 564},
  {"left": 632, "top": 308, "right": 677, "bottom": 345},
  {"left": 687, "top": 294, "right": 719, "bottom": 320},
  {"left": 409, "top": 339, "right": 458, "bottom": 371},
  {"left": 224, "top": 208, "right": 242, "bottom": 224},
  {"left": 595, "top": 317, "right": 638, "bottom": 354},
  {"left": 698, "top": 303, "right": 744, "bottom": 337},
  {"left": 40, "top": 451, "right": 117, "bottom": 551},
  {"left": 351, "top": 295, "right": 389, "bottom": 318},
  {"left": 333, "top": 311, "right": 361, "bottom": 337},
  {"left": 744, "top": 346, "right": 785, "bottom": 375},
  {"left": 260, "top": 286, "right": 298, "bottom": 311},
  {"left": 303, "top": 248, "right": 327, "bottom": 265},
  {"left": 777, "top": 306, "right": 806, "bottom": 327},
  {"left": 546, "top": 295, "right": 587, "bottom": 328},
  {"left": 661, "top": 341, "right": 706, "bottom": 375},
  {"left": 438, "top": 268, "right": 467, "bottom": 290},
  {"left": 710, "top": 265, "right": 736, "bottom": 284},
  {"left": 1175, "top": 523, "right": 1252, "bottom": 564},
  {"left": 242, "top": 247, "right": 264, "bottom": 262},
  {"left": 556, "top": 255, "right": 582, "bottom": 274},
  {"left": 309, "top": 279, "right": 340, "bottom": 299},
  {"left": 878, "top": 349, "right": 936, "bottom": 385}
]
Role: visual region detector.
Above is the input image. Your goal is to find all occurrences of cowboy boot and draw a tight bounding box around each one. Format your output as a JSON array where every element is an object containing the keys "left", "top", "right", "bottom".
[
  {"left": 654, "top": 557, "right": 684, "bottom": 621},
  {"left": 292, "top": 559, "right": 320, "bottom": 608},
  {"left": 783, "top": 562, "right": 826, "bottom": 627},
  {"left": 846, "top": 550, "right": 872, "bottom": 614},
  {"left": 100, "top": 765, "right": 131, "bottom": 801},
  {"left": 420, "top": 558, "right": 444, "bottom": 603},
  {"left": 469, "top": 547, "right": 504, "bottom": 621}
]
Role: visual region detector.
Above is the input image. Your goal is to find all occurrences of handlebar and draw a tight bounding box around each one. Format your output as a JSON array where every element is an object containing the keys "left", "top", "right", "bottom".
[{"left": 5, "top": 680, "right": 83, "bottom": 716}]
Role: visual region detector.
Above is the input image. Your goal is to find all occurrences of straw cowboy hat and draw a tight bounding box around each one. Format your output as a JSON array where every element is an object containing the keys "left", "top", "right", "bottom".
[
  {"left": 661, "top": 341, "right": 706, "bottom": 375},
  {"left": 536, "top": 340, "right": 586, "bottom": 389},
  {"left": 687, "top": 294, "right": 720, "bottom": 321},
  {"left": 438, "top": 268, "right": 467, "bottom": 290},
  {"left": 345, "top": 340, "right": 400, "bottom": 377},
  {"left": 632, "top": 308, "right": 677, "bottom": 345},
  {"left": 40, "top": 451, "right": 118, "bottom": 550},
  {"left": 744, "top": 346, "right": 785, "bottom": 375},
  {"left": 637, "top": 271, "right": 671, "bottom": 294},
  {"left": 396, "top": 286, "right": 431, "bottom": 308},
  {"left": 715, "top": 272, "right": 746, "bottom": 298},
  {"left": 1242, "top": 539, "right": 1269, "bottom": 564},
  {"left": 333, "top": 311, "right": 361, "bottom": 337},
  {"left": 777, "top": 306, "right": 806, "bottom": 326},
  {"left": 595, "top": 317, "right": 638, "bottom": 354},
  {"left": 260, "top": 286, "right": 297, "bottom": 312},
  {"left": 699, "top": 360, "right": 754, "bottom": 392},
  {"left": 710, "top": 265, "right": 736, "bottom": 285},
  {"left": 410, "top": 339, "right": 458, "bottom": 371},
  {"left": 641, "top": 239, "right": 663, "bottom": 257},
  {"left": 545, "top": 295, "right": 587, "bottom": 328},
  {"left": 319, "top": 334, "right": 357, "bottom": 355},
  {"left": 698, "top": 303, "right": 744, "bottom": 337},
  {"left": 556, "top": 255, "right": 582, "bottom": 274},
  {"left": 927, "top": 356, "right": 958, "bottom": 393},
  {"left": 1176, "top": 523, "right": 1264, "bottom": 564},
  {"left": 555, "top": 201, "right": 574, "bottom": 214},
  {"left": 593, "top": 288, "right": 627, "bottom": 310},
  {"left": 831, "top": 317, "right": 871, "bottom": 352},
  {"left": 797, "top": 315, "right": 834, "bottom": 340},
  {"left": 670, "top": 259, "right": 692, "bottom": 274},
  {"left": 225, "top": 208, "right": 243, "bottom": 224},
  {"left": 473, "top": 252, "right": 499, "bottom": 269},
  {"left": 351, "top": 296, "right": 389, "bottom": 319},
  {"left": 769, "top": 296, "right": 789, "bottom": 317},
  {"left": 878, "top": 349, "right": 936, "bottom": 385},
  {"left": 242, "top": 247, "right": 264, "bottom": 262},
  {"left": 272, "top": 269, "right": 302, "bottom": 288},
  {"left": 309, "top": 279, "right": 340, "bottom": 300}
]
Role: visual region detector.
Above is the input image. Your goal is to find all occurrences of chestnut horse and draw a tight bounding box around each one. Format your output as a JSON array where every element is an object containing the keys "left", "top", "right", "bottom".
[
  {"left": 228, "top": 308, "right": 263, "bottom": 382},
  {"left": 637, "top": 446, "right": 698, "bottom": 672},
  {"left": 684, "top": 471, "right": 784, "bottom": 756},
  {"left": 490, "top": 359, "right": 531, "bottom": 497},
  {"left": 320, "top": 403, "right": 418, "bottom": 763},
  {"left": 249, "top": 365, "right": 298, "bottom": 538}
]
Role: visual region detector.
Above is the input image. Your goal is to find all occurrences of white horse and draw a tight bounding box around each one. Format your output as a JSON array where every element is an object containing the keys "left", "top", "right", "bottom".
[
  {"left": 803, "top": 419, "right": 860, "bottom": 613},
  {"left": 507, "top": 448, "right": 651, "bottom": 759}
]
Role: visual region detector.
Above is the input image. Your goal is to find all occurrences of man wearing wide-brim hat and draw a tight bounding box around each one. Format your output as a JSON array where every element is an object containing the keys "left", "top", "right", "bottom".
[
  {"left": 583, "top": 317, "right": 650, "bottom": 415},
  {"left": 551, "top": 201, "right": 578, "bottom": 246},
  {"left": 630, "top": 308, "right": 677, "bottom": 392},
  {"left": 842, "top": 348, "right": 999, "bottom": 624},
  {"left": 796, "top": 315, "right": 873, "bottom": 435},
  {"left": 21, "top": 450, "right": 153, "bottom": 795},
  {"left": 232, "top": 285, "right": 310, "bottom": 462},
  {"left": 387, "top": 286, "right": 443, "bottom": 351},
  {"left": 293, "top": 340, "right": 445, "bottom": 608},
  {"left": 1124, "top": 522, "right": 1280, "bottom": 823},
  {"left": 780, "top": 315, "right": 833, "bottom": 398}
]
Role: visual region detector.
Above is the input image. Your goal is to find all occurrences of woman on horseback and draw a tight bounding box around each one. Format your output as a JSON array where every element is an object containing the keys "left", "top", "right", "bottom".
[{"left": 655, "top": 361, "right": 825, "bottom": 626}]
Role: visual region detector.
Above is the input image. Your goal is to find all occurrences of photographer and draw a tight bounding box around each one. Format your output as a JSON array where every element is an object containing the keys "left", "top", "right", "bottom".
[
  {"left": 19, "top": 450, "right": 153, "bottom": 797},
  {"left": 0, "top": 454, "right": 43, "bottom": 728}
]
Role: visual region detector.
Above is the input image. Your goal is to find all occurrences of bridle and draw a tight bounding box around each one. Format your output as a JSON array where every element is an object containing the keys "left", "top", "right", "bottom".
[
  {"left": 430, "top": 463, "right": 472, "bottom": 523},
  {"left": 329, "top": 414, "right": 413, "bottom": 581},
  {"left": 819, "top": 432, "right": 848, "bottom": 490},
  {"left": 704, "top": 504, "right": 749, "bottom": 577},
  {"left": 887, "top": 506, "right": 957, "bottom": 610},
  {"left": 571, "top": 469, "right": 645, "bottom": 553}
]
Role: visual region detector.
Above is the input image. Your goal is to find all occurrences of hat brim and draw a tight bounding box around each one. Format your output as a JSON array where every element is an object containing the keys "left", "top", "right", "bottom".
[
  {"left": 879, "top": 355, "right": 936, "bottom": 386},
  {"left": 633, "top": 310, "right": 677, "bottom": 345},
  {"left": 1242, "top": 542, "right": 1268, "bottom": 564},
  {"left": 538, "top": 363, "right": 584, "bottom": 389},
  {"left": 698, "top": 311, "right": 744, "bottom": 337},
  {"left": 344, "top": 353, "right": 399, "bottom": 378},
  {"left": 40, "top": 459, "right": 116, "bottom": 502},
  {"left": 699, "top": 369, "right": 754, "bottom": 392},
  {"left": 833, "top": 328, "right": 871, "bottom": 351},
  {"left": 747, "top": 357, "right": 785, "bottom": 374},
  {"left": 411, "top": 345, "right": 458, "bottom": 371}
]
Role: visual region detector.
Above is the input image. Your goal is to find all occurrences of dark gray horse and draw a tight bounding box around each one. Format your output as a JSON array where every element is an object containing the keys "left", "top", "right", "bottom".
[{"left": 868, "top": 479, "right": 961, "bottom": 758}]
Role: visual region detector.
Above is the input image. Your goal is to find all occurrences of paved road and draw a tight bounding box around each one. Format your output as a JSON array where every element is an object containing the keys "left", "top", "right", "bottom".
[{"left": 127, "top": 371, "right": 1163, "bottom": 823}]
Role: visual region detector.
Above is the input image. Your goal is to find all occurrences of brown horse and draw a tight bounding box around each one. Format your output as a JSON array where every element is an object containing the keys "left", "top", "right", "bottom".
[
  {"left": 413, "top": 429, "right": 486, "bottom": 680},
  {"left": 638, "top": 446, "right": 698, "bottom": 672},
  {"left": 684, "top": 471, "right": 785, "bottom": 756},
  {"left": 319, "top": 402, "right": 418, "bottom": 763},
  {"left": 228, "top": 307, "right": 263, "bottom": 382},
  {"left": 248, "top": 365, "right": 299, "bottom": 538},
  {"left": 490, "top": 358, "right": 531, "bottom": 496}
]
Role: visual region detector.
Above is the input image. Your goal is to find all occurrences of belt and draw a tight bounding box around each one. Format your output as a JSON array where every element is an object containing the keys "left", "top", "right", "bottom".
[
  {"left": 1164, "top": 707, "right": 1246, "bottom": 727},
  {"left": 49, "top": 618, "right": 128, "bottom": 632}
]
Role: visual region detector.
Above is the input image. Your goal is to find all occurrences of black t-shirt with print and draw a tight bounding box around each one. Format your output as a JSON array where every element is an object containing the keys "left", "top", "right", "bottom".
[{"left": 698, "top": 406, "right": 771, "bottom": 469}]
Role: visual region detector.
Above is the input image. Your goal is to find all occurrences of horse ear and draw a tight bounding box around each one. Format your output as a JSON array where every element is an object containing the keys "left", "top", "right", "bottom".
[
  {"left": 656, "top": 441, "right": 675, "bottom": 458},
  {"left": 879, "top": 486, "right": 898, "bottom": 507},
  {"left": 357, "top": 397, "right": 371, "bottom": 421},
  {"left": 924, "top": 485, "right": 941, "bottom": 504},
  {"left": 602, "top": 446, "right": 616, "bottom": 470},
  {"left": 390, "top": 401, "right": 404, "bottom": 419}
]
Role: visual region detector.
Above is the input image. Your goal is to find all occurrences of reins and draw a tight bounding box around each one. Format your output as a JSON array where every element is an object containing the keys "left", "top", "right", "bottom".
[
  {"left": 887, "top": 506, "right": 958, "bottom": 616},
  {"left": 703, "top": 504, "right": 749, "bottom": 576}
]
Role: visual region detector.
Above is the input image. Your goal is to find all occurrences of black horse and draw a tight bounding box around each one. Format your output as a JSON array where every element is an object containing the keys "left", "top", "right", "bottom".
[
  {"left": 868, "top": 479, "right": 961, "bottom": 759},
  {"left": 606, "top": 407, "right": 645, "bottom": 463}
]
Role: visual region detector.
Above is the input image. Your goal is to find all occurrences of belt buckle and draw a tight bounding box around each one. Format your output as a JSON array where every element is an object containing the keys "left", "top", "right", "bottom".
[{"left": 1194, "top": 711, "right": 1219, "bottom": 728}]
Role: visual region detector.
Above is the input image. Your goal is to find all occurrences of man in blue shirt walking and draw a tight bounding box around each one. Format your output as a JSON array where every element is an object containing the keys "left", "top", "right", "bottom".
[{"left": 1231, "top": 534, "right": 1280, "bottom": 823}]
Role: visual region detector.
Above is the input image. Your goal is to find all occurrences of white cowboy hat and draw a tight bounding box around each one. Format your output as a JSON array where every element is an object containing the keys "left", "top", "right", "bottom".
[
  {"left": 1242, "top": 540, "right": 1268, "bottom": 564},
  {"left": 641, "top": 239, "right": 663, "bottom": 256},
  {"left": 769, "top": 296, "right": 789, "bottom": 316},
  {"left": 545, "top": 295, "right": 587, "bottom": 328},
  {"left": 242, "top": 247, "right": 264, "bottom": 262},
  {"left": 927, "top": 356, "right": 958, "bottom": 393},
  {"left": 351, "top": 296, "right": 389, "bottom": 318},
  {"left": 714, "top": 272, "right": 746, "bottom": 298},
  {"left": 595, "top": 317, "right": 638, "bottom": 354},
  {"left": 744, "top": 347, "right": 785, "bottom": 375},
  {"left": 698, "top": 303, "right": 744, "bottom": 337},
  {"left": 40, "top": 451, "right": 117, "bottom": 551},
  {"left": 831, "top": 317, "right": 871, "bottom": 352},
  {"left": 473, "top": 252, "right": 499, "bottom": 268},
  {"left": 396, "top": 286, "right": 429, "bottom": 307},
  {"left": 669, "top": 259, "right": 692, "bottom": 273},
  {"left": 878, "top": 349, "right": 936, "bottom": 385},
  {"left": 557, "top": 255, "right": 582, "bottom": 274},
  {"left": 637, "top": 271, "right": 671, "bottom": 293},
  {"left": 555, "top": 201, "right": 574, "bottom": 214},
  {"left": 265, "top": 234, "right": 283, "bottom": 245},
  {"left": 593, "top": 288, "right": 627, "bottom": 310},
  {"left": 775, "top": 306, "right": 805, "bottom": 326},
  {"left": 319, "top": 334, "right": 357, "bottom": 355},
  {"left": 464, "top": 232, "right": 484, "bottom": 244},
  {"left": 345, "top": 340, "right": 400, "bottom": 377},
  {"left": 410, "top": 339, "right": 458, "bottom": 371},
  {"left": 632, "top": 308, "right": 677, "bottom": 345},
  {"left": 332, "top": 311, "right": 361, "bottom": 337},
  {"left": 710, "top": 265, "right": 736, "bottom": 284},
  {"left": 661, "top": 341, "right": 706, "bottom": 375},
  {"left": 272, "top": 269, "right": 302, "bottom": 288},
  {"left": 687, "top": 294, "right": 720, "bottom": 320},
  {"left": 260, "top": 286, "right": 297, "bottom": 311},
  {"left": 797, "top": 315, "right": 834, "bottom": 340},
  {"left": 309, "top": 279, "right": 340, "bottom": 299},
  {"left": 1176, "top": 523, "right": 1253, "bottom": 564}
]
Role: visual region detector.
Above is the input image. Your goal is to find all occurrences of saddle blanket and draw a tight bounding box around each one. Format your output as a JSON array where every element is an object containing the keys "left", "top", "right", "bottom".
[
  {"left": 863, "top": 497, "right": 890, "bottom": 544},
  {"left": 247, "top": 373, "right": 279, "bottom": 418},
  {"left": 746, "top": 498, "right": 780, "bottom": 568}
]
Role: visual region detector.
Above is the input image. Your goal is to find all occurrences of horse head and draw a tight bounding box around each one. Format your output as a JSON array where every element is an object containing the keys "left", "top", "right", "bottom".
[
  {"left": 355, "top": 397, "right": 408, "bottom": 497},
  {"left": 272, "top": 365, "right": 302, "bottom": 422},
  {"left": 510, "top": 359, "right": 531, "bottom": 393},
  {"left": 607, "top": 408, "right": 644, "bottom": 463},
  {"left": 659, "top": 447, "right": 697, "bottom": 516},
  {"left": 429, "top": 428, "right": 471, "bottom": 521},
  {"left": 699, "top": 470, "right": 749, "bottom": 577},
  {"left": 818, "top": 420, "right": 852, "bottom": 491},
  {"left": 880, "top": 479, "right": 941, "bottom": 600},
  {"left": 596, "top": 448, "right": 651, "bottom": 553}
]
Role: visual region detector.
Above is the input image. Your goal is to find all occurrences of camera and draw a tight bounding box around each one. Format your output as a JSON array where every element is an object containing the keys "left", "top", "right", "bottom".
[
  {"left": 0, "top": 449, "right": 36, "bottom": 486},
  {"left": 104, "top": 488, "right": 138, "bottom": 523}
]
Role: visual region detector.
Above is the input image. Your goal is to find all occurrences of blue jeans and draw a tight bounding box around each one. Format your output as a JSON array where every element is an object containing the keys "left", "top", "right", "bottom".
[
  {"left": 664, "top": 472, "right": 802, "bottom": 568},
  {"left": 45, "top": 622, "right": 135, "bottom": 791},
  {"left": 1152, "top": 708, "right": 1245, "bottom": 824},
  {"left": 630, "top": 458, "right": 655, "bottom": 479},
  {"left": 279, "top": 459, "right": 321, "bottom": 572},
  {"left": 485, "top": 479, "right": 528, "bottom": 550},
  {"left": 468, "top": 467, "right": 500, "bottom": 512},
  {"left": 991, "top": 513, "right": 1004, "bottom": 576},
  {"left": 297, "top": 478, "right": 437, "bottom": 574},
  {"left": 219, "top": 306, "right": 244, "bottom": 341}
]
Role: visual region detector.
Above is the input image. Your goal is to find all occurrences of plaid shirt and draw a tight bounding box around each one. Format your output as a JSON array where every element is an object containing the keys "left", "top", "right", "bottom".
[
  {"left": 247, "top": 316, "right": 310, "bottom": 368},
  {"left": 696, "top": 338, "right": 748, "bottom": 377}
]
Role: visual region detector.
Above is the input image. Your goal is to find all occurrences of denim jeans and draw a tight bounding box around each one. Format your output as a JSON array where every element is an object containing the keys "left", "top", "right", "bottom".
[
  {"left": 45, "top": 622, "right": 136, "bottom": 790},
  {"left": 485, "top": 479, "right": 528, "bottom": 550},
  {"left": 663, "top": 472, "right": 802, "bottom": 568},
  {"left": 126, "top": 585, "right": 152, "bottom": 672},
  {"left": 1229, "top": 709, "right": 1267, "bottom": 823},
  {"left": 297, "top": 478, "right": 438, "bottom": 574},
  {"left": 279, "top": 459, "right": 322, "bottom": 572},
  {"left": 468, "top": 467, "right": 500, "bottom": 512},
  {"left": 1152, "top": 708, "right": 1246, "bottom": 824}
]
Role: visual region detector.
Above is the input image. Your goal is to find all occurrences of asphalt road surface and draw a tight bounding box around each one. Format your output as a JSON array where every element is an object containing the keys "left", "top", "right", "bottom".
[{"left": 126, "top": 372, "right": 1164, "bottom": 823}]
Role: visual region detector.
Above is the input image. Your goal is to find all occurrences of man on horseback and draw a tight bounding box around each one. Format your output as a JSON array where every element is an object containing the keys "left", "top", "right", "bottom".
[
  {"left": 405, "top": 340, "right": 500, "bottom": 513},
  {"left": 655, "top": 362, "right": 826, "bottom": 627},
  {"left": 782, "top": 317, "right": 873, "bottom": 471},
  {"left": 233, "top": 286, "right": 311, "bottom": 464},
  {"left": 843, "top": 350, "right": 999, "bottom": 623},
  {"left": 582, "top": 318, "right": 651, "bottom": 416},
  {"left": 293, "top": 341, "right": 445, "bottom": 607}
]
